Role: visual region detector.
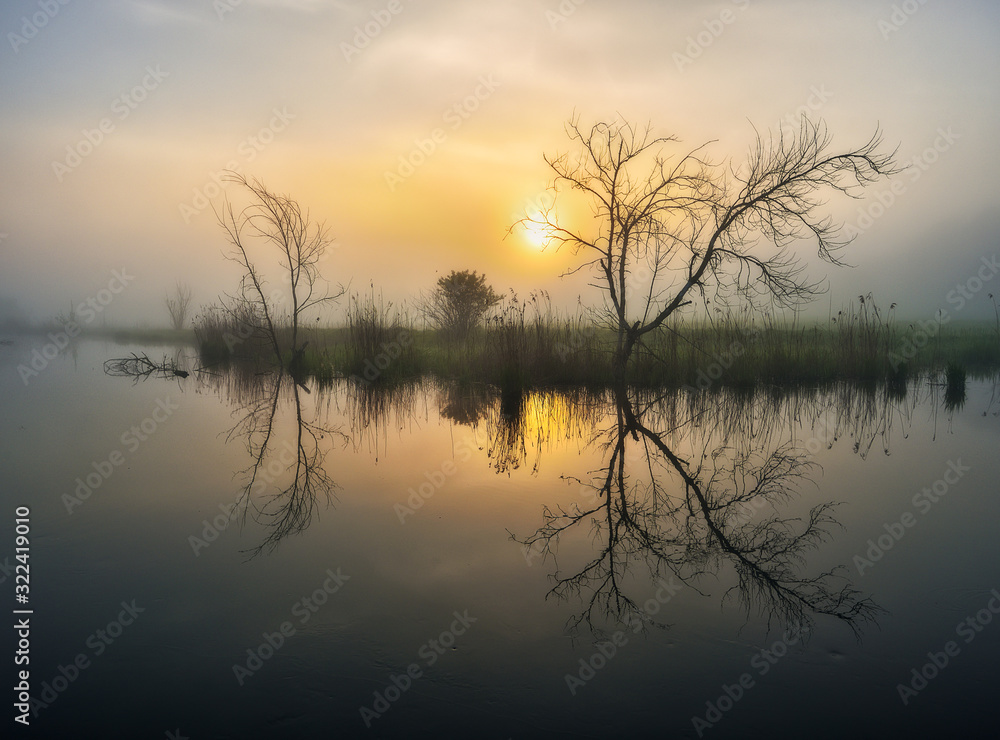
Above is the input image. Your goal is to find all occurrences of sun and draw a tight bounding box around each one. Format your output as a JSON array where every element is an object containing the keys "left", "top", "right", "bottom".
[{"left": 521, "top": 210, "right": 554, "bottom": 250}]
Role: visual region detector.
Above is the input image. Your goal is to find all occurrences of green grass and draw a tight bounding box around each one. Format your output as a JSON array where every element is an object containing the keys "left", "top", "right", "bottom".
[
  {"left": 181, "top": 296, "right": 1000, "bottom": 391},
  {"left": 342, "top": 289, "right": 421, "bottom": 382}
]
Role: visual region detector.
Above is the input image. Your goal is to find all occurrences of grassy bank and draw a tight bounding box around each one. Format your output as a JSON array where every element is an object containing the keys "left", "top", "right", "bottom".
[{"left": 187, "top": 298, "right": 1000, "bottom": 391}]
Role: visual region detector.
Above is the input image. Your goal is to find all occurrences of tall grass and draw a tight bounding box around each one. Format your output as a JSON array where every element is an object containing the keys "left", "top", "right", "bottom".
[
  {"left": 344, "top": 288, "right": 418, "bottom": 382},
  {"left": 483, "top": 292, "right": 610, "bottom": 395},
  {"left": 944, "top": 361, "right": 967, "bottom": 410},
  {"left": 192, "top": 291, "right": 1000, "bottom": 391},
  {"left": 634, "top": 296, "right": 922, "bottom": 388},
  {"left": 193, "top": 303, "right": 275, "bottom": 366}
]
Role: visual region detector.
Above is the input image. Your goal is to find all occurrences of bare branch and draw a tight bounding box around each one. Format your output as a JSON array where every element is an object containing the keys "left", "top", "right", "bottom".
[{"left": 213, "top": 172, "right": 343, "bottom": 366}]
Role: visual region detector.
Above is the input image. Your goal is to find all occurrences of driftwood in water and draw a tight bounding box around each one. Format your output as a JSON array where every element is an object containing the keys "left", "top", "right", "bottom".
[{"left": 103, "top": 352, "right": 190, "bottom": 381}]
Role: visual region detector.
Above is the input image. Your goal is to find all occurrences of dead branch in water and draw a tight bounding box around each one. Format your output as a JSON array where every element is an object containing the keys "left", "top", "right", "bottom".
[{"left": 103, "top": 352, "right": 190, "bottom": 382}]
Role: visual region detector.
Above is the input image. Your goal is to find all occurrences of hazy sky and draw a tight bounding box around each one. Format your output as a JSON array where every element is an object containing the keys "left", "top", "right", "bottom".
[{"left": 2, "top": 0, "right": 999, "bottom": 327}]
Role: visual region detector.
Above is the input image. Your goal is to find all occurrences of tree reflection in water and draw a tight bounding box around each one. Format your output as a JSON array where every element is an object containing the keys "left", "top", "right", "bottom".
[
  {"left": 104, "top": 348, "right": 988, "bottom": 640},
  {"left": 500, "top": 384, "right": 913, "bottom": 639},
  {"left": 203, "top": 362, "right": 344, "bottom": 556},
  {"left": 442, "top": 384, "right": 602, "bottom": 475},
  {"left": 107, "top": 344, "right": 927, "bottom": 635},
  {"left": 210, "top": 370, "right": 904, "bottom": 633}
]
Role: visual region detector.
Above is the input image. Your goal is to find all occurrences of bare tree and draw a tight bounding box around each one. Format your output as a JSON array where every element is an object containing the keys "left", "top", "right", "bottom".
[
  {"left": 165, "top": 282, "right": 193, "bottom": 330},
  {"left": 520, "top": 116, "right": 898, "bottom": 379},
  {"left": 215, "top": 173, "right": 343, "bottom": 367}
]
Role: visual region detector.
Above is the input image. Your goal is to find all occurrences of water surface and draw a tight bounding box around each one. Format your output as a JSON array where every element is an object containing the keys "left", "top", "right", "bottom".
[{"left": 2, "top": 337, "right": 999, "bottom": 738}]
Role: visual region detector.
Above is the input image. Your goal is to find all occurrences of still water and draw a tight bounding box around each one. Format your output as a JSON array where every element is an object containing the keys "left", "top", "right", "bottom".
[{"left": 2, "top": 337, "right": 999, "bottom": 738}]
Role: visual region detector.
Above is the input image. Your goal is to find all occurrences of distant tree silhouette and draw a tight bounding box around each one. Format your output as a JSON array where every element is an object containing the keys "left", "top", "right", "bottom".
[
  {"left": 520, "top": 115, "right": 899, "bottom": 381},
  {"left": 165, "top": 282, "right": 192, "bottom": 330},
  {"left": 421, "top": 269, "right": 501, "bottom": 341}
]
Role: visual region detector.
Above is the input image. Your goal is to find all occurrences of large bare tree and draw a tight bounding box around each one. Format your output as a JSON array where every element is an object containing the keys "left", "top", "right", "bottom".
[
  {"left": 520, "top": 116, "right": 898, "bottom": 379},
  {"left": 215, "top": 173, "right": 342, "bottom": 367}
]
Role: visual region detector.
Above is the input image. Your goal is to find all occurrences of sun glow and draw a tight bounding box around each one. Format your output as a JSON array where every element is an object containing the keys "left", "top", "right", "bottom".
[{"left": 521, "top": 210, "right": 555, "bottom": 250}]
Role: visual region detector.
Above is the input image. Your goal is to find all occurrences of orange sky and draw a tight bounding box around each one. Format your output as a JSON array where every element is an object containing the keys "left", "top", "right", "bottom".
[{"left": 1, "top": 0, "right": 999, "bottom": 326}]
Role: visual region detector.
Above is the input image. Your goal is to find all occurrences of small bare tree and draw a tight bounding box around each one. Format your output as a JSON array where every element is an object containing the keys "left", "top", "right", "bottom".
[
  {"left": 520, "top": 116, "right": 899, "bottom": 379},
  {"left": 165, "top": 282, "right": 192, "bottom": 330},
  {"left": 215, "top": 173, "right": 342, "bottom": 366}
]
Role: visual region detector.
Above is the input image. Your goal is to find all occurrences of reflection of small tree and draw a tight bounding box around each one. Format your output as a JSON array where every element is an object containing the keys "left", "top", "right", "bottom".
[
  {"left": 165, "top": 282, "right": 193, "bottom": 330},
  {"left": 215, "top": 173, "right": 343, "bottom": 366},
  {"left": 438, "top": 381, "right": 492, "bottom": 426},
  {"left": 421, "top": 270, "right": 501, "bottom": 341},
  {"left": 224, "top": 368, "right": 344, "bottom": 556}
]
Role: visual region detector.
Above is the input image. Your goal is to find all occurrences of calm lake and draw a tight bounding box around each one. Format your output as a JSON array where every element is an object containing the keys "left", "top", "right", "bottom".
[{"left": 2, "top": 336, "right": 999, "bottom": 738}]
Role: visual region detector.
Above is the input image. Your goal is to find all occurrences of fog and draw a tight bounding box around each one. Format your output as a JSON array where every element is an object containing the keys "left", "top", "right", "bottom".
[{"left": 2, "top": 0, "right": 998, "bottom": 328}]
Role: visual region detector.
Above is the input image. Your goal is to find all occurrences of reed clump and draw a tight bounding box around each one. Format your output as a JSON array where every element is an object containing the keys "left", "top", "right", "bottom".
[
  {"left": 193, "top": 303, "right": 275, "bottom": 366},
  {"left": 344, "top": 289, "right": 419, "bottom": 383},
  {"left": 483, "top": 292, "right": 610, "bottom": 393}
]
